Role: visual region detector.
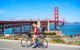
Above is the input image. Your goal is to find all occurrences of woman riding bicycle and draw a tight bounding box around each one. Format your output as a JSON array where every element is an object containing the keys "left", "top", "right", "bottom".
[
  {"left": 21, "top": 23, "right": 48, "bottom": 48},
  {"left": 32, "top": 23, "right": 40, "bottom": 47}
]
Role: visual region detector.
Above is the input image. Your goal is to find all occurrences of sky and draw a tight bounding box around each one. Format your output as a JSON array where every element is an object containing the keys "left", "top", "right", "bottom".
[{"left": 0, "top": 0, "right": 80, "bottom": 22}]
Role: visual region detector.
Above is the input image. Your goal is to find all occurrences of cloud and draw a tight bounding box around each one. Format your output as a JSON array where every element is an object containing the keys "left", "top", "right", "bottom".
[
  {"left": 0, "top": 9, "right": 5, "bottom": 14},
  {"left": 14, "top": 17, "right": 29, "bottom": 21}
]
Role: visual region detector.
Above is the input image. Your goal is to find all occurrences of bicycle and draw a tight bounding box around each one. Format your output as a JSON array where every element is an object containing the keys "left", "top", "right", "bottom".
[{"left": 20, "top": 32, "right": 48, "bottom": 48}]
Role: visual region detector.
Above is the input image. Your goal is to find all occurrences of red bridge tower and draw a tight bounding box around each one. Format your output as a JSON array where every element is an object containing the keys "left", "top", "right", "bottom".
[{"left": 54, "top": 7, "right": 59, "bottom": 30}]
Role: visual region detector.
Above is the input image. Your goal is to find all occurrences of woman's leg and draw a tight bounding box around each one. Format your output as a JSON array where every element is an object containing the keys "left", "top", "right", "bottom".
[
  {"left": 32, "top": 35, "right": 37, "bottom": 48},
  {"left": 32, "top": 34, "right": 36, "bottom": 44}
]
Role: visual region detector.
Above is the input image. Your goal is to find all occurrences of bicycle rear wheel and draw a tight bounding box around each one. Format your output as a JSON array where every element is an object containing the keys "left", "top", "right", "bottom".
[
  {"left": 42, "top": 39, "right": 48, "bottom": 48},
  {"left": 21, "top": 38, "right": 32, "bottom": 47}
]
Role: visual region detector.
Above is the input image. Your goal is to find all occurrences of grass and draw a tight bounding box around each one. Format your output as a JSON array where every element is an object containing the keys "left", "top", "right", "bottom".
[
  {"left": 48, "top": 38, "right": 64, "bottom": 44},
  {"left": 0, "top": 34, "right": 4, "bottom": 39},
  {"left": 74, "top": 41, "right": 80, "bottom": 45}
]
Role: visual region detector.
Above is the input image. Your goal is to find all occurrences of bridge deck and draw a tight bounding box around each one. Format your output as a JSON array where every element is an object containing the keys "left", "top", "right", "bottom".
[{"left": 0, "top": 20, "right": 64, "bottom": 24}]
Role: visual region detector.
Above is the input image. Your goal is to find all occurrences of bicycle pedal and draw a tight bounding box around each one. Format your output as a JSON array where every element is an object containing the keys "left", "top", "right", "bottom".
[{"left": 22, "top": 45, "right": 25, "bottom": 47}]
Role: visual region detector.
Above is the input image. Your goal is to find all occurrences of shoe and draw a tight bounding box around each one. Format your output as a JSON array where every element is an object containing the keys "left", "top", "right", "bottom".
[
  {"left": 32, "top": 44, "right": 37, "bottom": 48},
  {"left": 43, "top": 45, "right": 48, "bottom": 48}
]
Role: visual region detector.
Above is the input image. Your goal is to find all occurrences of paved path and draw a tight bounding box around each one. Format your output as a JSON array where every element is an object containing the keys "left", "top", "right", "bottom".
[{"left": 0, "top": 39, "right": 80, "bottom": 50}]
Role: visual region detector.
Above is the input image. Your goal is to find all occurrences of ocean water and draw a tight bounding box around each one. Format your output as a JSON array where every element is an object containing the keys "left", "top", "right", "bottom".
[
  {"left": 4, "top": 23, "right": 80, "bottom": 36},
  {"left": 50, "top": 23, "right": 80, "bottom": 36}
]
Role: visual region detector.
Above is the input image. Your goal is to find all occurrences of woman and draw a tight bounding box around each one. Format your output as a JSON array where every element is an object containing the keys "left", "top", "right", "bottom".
[{"left": 32, "top": 23, "right": 40, "bottom": 47}]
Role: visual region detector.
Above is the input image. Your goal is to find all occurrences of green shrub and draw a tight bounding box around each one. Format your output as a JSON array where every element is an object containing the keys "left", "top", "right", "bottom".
[
  {"left": 41, "top": 32, "right": 47, "bottom": 35},
  {"left": 75, "top": 41, "right": 80, "bottom": 45},
  {"left": 53, "top": 39, "right": 64, "bottom": 43},
  {"left": 51, "top": 32, "right": 56, "bottom": 35},
  {"left": 41, "top": 32, "right": 56, "bottom": 35}
]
